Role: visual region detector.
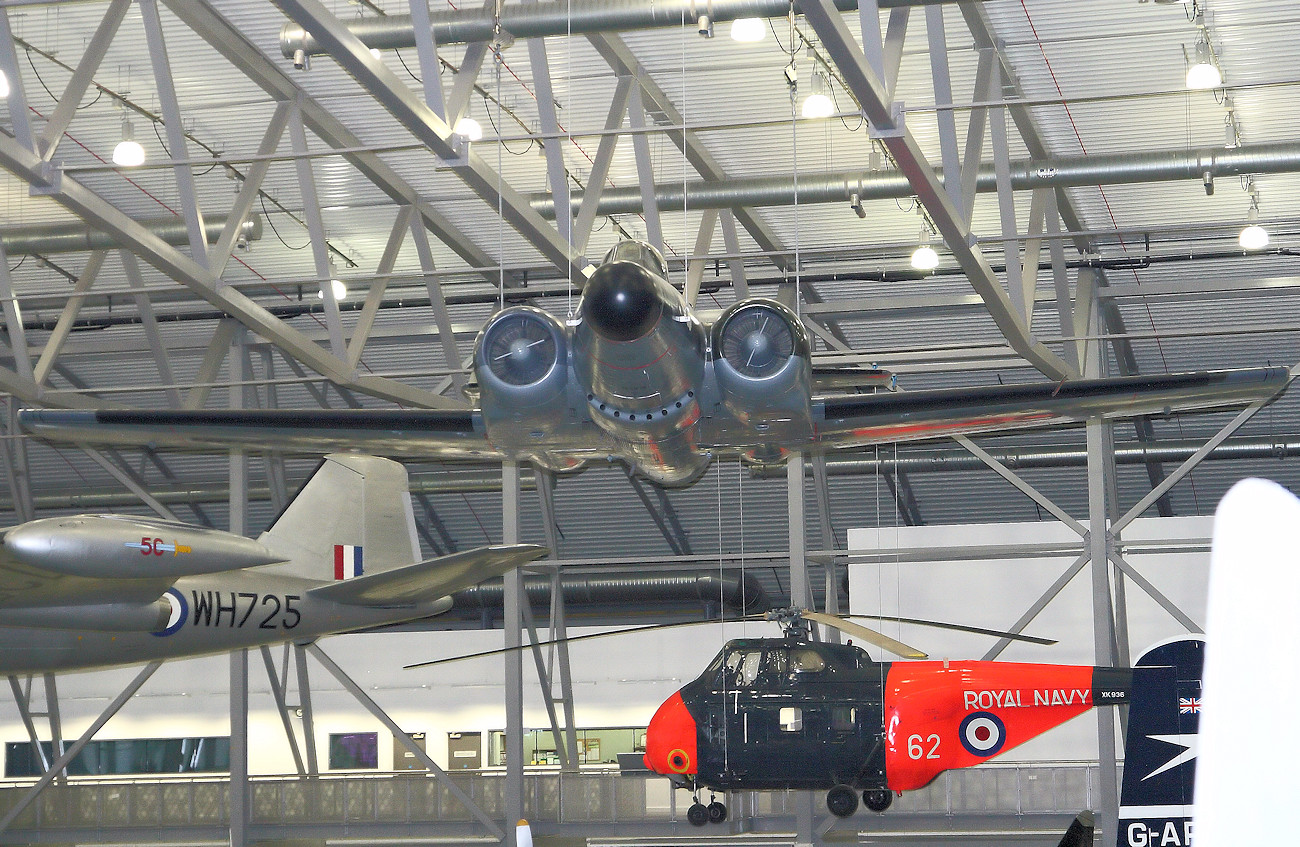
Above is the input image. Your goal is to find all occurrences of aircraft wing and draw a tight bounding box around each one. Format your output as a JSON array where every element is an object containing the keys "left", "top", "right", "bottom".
[
  {"left": 307, "top": 543, "right": 548, "bottom": 608},
  {"left": 813, "top": 367, "right": 1289, "bottom": 449},
  {"left": 18, "top": 408, "right": 501, "bottom": 460}
]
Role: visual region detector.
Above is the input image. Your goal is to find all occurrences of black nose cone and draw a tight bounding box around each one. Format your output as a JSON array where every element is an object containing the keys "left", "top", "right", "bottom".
[{"left": 584, "top": 264, "right": 663, "bottom": 341}]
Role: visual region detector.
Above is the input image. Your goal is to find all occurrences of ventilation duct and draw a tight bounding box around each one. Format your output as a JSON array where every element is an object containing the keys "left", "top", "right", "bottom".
[
  {"left": 452, "top": 571, "right": 768, "bottom": 615},
  {"left": 1, "top": 214, "right": 261, "bottom": 256}
]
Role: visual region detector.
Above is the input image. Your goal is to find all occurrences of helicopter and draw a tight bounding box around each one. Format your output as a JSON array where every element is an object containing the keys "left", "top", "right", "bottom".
[{"left": 641, "top": 608, "right": 1200, "bottom": 835}]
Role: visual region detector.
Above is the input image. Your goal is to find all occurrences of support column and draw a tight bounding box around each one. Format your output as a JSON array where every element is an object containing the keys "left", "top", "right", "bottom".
[
  {"left": 229, "top": 649, "right": 249, "bottom": 847},
  {"left": 788, "top": 455, "right": 811, "bottom": 610},
  {"left": 502, "top": 461, "right": 524, "bottom": 845},
  {"left": 1085, "top": 293, "right": 1120, "bottom": 842}
]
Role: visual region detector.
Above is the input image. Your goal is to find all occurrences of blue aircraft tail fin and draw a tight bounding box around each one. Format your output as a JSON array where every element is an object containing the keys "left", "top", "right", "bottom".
[{"left": 1116, "top": 636, "right": 1203, "bottom": 847}]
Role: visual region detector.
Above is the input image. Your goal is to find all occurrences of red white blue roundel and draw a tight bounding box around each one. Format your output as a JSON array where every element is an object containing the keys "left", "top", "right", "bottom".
[
  {"left": 959, "top": 711, "right": 1006, "bottom": 757},
  {"left": 152, "top": 588, "right": 187, "bottom": 637}
]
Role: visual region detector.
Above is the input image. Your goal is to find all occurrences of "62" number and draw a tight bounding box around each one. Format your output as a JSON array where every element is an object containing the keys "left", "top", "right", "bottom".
[{"left": 907, "top": 733, "right": 941, "bottom": 760}]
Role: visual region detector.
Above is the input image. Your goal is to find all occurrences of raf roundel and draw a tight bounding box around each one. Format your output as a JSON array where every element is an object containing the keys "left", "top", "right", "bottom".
[
  {"left": 153, "top": 588, "right": 188, "bottom": 637},
  {"left": 958, "top": 711, "right": 1006, "bottom": 757}
]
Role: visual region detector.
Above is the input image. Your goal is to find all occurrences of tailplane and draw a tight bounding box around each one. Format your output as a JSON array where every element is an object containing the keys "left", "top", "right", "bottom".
[
  {"left": 257, "top": 454, "right": 421, "bottom": 581},
  {"left": 1116, "top": 636, "right": 1203, "bottom": 847}
]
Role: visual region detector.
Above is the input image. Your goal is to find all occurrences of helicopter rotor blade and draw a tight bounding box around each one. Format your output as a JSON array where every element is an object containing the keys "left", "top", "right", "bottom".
[
  {"left": 402, "top": 617, "right": 754, "bottom": 670},
  {"left": 802, "top": 610, "right": 928, "bottom": 659},
  {"left": 848, "top": 615, "right": 1057, "bottom": 646}
]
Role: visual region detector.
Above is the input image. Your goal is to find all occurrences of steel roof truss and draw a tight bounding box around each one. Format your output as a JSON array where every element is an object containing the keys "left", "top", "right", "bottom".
[
  {"left": 81, "top": 446, "right": 180, "bottom": 522},
  {"left": 954, "top": 434, "right": 1088, "bottom": 536},
  {"left": 287, "top": 95, "right": 348, "bottom": 361},
  {"left": 409, "top": 213, "right": 465, "bottom": 391},
  {"left": 627, "top": 83, "right": 664, "bottom": 258},
  {"left": 273, "top": 0, "right": 589, "bottom": 280},
  {"left": 0, "top": 10, "right": 34, "bottom": 153},
  {"left": 685, "top": 209, "right": 719, "bottom": 308},
  {"left": 924, "top": 4, "right": 962, "bottom": 209},
  {"left": 348, "top": 206, "right": 416, "bottom": 371},
  {"left": 33, "top": 252, "right": 102, "bottom": 388},
  {"left": 0, "top": 401, "right": 33, "bottom": 523},
  {"left": 718, "top": 210, "right": 749, "bottom": 298},
  {"left": 528, "top": 30, "right": 574, "bottom": 245},
  {"left": 0, "top": 243, "right": 34, "bottom": 386},
  {"left": 586, "top": 33, "right": 793, "bottom": 271},
  {"left": 141, "top": 0, "right": 211, "bottom": 269},
  {"left": 445, "top": 40, "right": 488, "bottom": 130},
  {"left": 407, "top": 0, "right": 446, "bottom": 118},
  {"left": 37, "top": 0, "right": 130, "bottom": 162},
  {"left": 573, "top": 74, "right": 633, "bottom": 255},
  {"left": 162, "top": 0, "right": 502, "bottom": 283},
  {"left": 120, "top": 251, "right": 182, "bottom": 410},
  {"left": 183, "top": 318, "right": 238, "bottom": 411},
  {"left": 802, "top": 0, "right": 1072, "bottom": 380},
  {"left": 960, "top": 47, "right": 997, "bottom": 224},
  {"left": 210, "top": 102, "right": 292, "bottom": 278}
]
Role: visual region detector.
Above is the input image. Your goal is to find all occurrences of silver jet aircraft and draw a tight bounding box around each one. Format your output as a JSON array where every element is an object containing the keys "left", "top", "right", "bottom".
[
  {"left": 0, "top": 454, "right": 544, "bottom": 673},
  {"left": 19, "top": 241, "right": 1290, "bottom": 485}
]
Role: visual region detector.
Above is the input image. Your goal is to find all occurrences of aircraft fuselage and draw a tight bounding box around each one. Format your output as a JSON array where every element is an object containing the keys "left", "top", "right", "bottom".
[{"left": 0, "top": 570, "right": 451, "bottom": 674}]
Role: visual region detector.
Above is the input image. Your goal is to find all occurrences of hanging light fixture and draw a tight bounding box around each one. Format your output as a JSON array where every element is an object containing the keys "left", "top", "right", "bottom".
[
  {"left": 1239, "top": 184, "right": 1269, "bottom": 250},
  {"left": 800, "top": 71, "right": 834, "bottom": 120},
  {"left": 911, "top": 224, "right": 939, "bottom": 271},
  {"left": 112, "top": 116, "right": 146, "bottom": 167},
  {"left": 1185, "top": 32, "right": 1222, "bottom": 90},
  {"left": 730, "top": 17, "right": 766, "bottom": 42},
  {"left": 452, "top": 102, "right": 483, "bottom": 143},
  {"left": 318, "top": 276, "right": 348, "bottom": 301}
]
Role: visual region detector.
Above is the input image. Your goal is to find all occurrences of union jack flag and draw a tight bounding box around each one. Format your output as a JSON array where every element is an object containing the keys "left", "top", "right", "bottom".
[{"left": 1179, "top": 697, "right": 1201, "bottom": 714}]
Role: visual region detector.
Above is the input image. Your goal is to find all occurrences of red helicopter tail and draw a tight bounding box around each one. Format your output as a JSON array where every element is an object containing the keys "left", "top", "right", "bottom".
[{"left": 1115, "top": 637, "right": 1203, "bottom": 847}]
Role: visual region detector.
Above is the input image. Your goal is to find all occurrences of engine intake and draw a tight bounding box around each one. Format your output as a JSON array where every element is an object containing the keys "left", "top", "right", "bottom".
[
  {"left": 710, "top": 299, "right": 812, "bottom": 433},
  {"left": 476, "top": 306, "right": 567, "bottom": 398}
]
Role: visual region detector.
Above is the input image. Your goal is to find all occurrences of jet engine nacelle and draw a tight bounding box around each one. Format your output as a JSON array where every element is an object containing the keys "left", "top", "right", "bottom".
[
  {"left": 474, "top": 306, "right": 588, "bottom": 465},
  {"left": 709, "top": 299, "right": 813, "bottom": 445}
]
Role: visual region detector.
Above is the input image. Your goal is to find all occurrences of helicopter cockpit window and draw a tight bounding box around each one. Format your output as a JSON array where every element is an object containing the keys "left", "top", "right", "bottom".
[
  {"left": 720, "top": 649, "right": 764, "bottom": 688},
  {"left": 789, "top": 648, "right": 827, "bottom": 674}
]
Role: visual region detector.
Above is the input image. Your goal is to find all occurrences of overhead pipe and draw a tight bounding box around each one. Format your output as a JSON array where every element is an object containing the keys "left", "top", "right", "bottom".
[
  {"left": 751, "top": 437, "right": 1300, "bottom": 478},
  {"left": 2, "top": 214, "right": 261, "bottom": 256},
  {"left": 531, "top": 141, "right": 1300, "bottom": 218},
  {"left": 11, "top": 471, "right": 538, "bottom": 512},
  {"left": 452, "top": 570, "right": 769, "bottom": 615},
  {"left": 281, "top": 0, "right": 863, "bottom": 59}
]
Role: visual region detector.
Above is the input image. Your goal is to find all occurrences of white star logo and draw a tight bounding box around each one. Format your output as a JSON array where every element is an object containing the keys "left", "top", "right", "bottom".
[{"left": 1142, "top": 734, "right": 1198, "bottom": 781}]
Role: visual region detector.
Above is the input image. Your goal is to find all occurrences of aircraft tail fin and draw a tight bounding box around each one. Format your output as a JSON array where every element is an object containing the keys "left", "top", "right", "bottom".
[
  {"left": 1056, "top": 810, "right": 1094, "bottom": 847},
  {"left": 1116, "top": 636, "right": 1203, "bottom": 847},
  {"left": 257, "top": 454, "right": 422, "bottom": 581}
]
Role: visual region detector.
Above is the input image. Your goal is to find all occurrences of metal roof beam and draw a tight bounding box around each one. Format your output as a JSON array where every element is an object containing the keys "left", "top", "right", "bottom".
[
  {"left": 272, "top": 0, "right": 590, "bottom": 283},
  {"left": 162, "top": 0, "right": 502, "bottom": 282},
  {"left": 586, "top": 32, "right": 794, "bottom": 271},
  {"left": 801, "top": 1, "right": 1072, "bottom": 380},
  {"left": 0, "top": 133, "right": 456, "bottom": 410}
]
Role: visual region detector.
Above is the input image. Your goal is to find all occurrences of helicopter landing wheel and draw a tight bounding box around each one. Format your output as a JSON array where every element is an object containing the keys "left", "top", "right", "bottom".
[
  {"left": 826, "top": 784, "right": 859, "bottom": 817},
  {"left": 687, "top": 802, "right": 709, "bottom": 826},
  {"left": 707, "top": 800, "right": 728, "bottom": 823},
  {"left": 863, "top": 788, "right": 892, "bottom": 813}
]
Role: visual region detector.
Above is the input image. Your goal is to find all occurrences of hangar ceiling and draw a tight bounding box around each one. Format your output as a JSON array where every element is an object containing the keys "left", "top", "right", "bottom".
[{"left": 0, "top": 0, "right": 1297, "bottom": 605}]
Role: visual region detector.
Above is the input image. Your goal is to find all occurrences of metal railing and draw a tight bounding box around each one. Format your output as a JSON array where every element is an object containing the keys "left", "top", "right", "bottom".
[{"left": 0, "top": 761, "right": 1102, "bottom": 836}]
